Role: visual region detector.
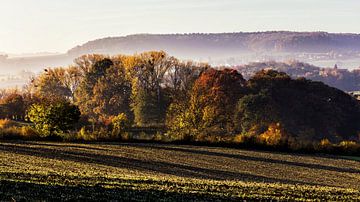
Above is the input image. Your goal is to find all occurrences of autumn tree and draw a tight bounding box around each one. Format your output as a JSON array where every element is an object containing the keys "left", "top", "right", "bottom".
[
  {"left": 74, "top": 54, "right": 106, "bottom": 74},
  {"left": 92, "top": 62, "right": 132, "bottom": 121},
  {"left": 131, "top": 51, "right": 174, "bottom": 126},
  {"left": 165, "top": 61, "right": 208, "bottom": 136},
  {"left": 164, "top": 60, "right": 209, "bottom": 100},
  {"left": 234, "top": 69, "right": 360, "bottom": 143},
  {"left": 0, "top": 91, "right": 25, "bottom": 120},
  {"left": 30, "top": 66, "right": 82, "bottom": 103},
  {"left": 169, "top": 68, "right": 246, "bottom": 139},
  {"left": 75, "top": 58, "right": 114, "bottom": 122}
]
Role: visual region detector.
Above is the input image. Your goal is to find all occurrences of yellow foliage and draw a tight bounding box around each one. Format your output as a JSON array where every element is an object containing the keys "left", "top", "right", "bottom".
[
  {"left": 202, "top": 106, "right": 217, "bottom": 127},
  {"left": 234, "top": 134, "right": 246, "bottom": 144},
  {"left": 76, "top": 127, "right": 111, "bottom": 141},
  {"left": 319, "top": 139, "right": 332, "bottom": 147},
  {"left": 20, "top": 126, "right": 39, "bottom": 139},
  {"left": 338, "top": 141, "right": 359, "bottom": 152},
  {"left": 0, "top": 124, "right": 39, "bottom": 140},
  {"left": 258, "top": 123, "right": 286, "bottom": 146}
]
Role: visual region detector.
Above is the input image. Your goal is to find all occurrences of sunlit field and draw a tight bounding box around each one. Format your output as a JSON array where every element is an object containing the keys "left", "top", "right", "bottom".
[{"left": 1, "top": 141, "right": 359, "bottom": 201}]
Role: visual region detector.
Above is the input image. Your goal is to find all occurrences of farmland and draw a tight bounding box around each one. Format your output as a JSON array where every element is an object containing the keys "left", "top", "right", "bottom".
[{"left": 1, "top": 141, "right": 360, "bottom": 201}]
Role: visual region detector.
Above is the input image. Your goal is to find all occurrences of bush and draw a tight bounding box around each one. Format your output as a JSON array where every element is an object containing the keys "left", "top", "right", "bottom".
[
  {"left": 111, "top": 113, "right": 130, "bottom": 137},
  {"left": 74, "top": 126, "right": 112, "bottom": 141},
  {"left": 258, "top": 123, "right": 287, "bottom": 146},
  {"left": 75, "top": 127, "right": 92, "bottom": 141},
  {"left": 26, "top": 102, "right": 81, "bottom": 137},
  {"left": 337, "top": 141, "right": 360, "bottom": 154},
  {"left": 20, "top": 126, "right": 40, "bottom": 139},
  {"left": 0, "top": 120, "right": 39, "bottom": 140},
  {"left": 316, "top": 139, "right": 333, "bottom": 152},
  {"left": 233, "top": 134, "right": 257, "bottom": 145}
]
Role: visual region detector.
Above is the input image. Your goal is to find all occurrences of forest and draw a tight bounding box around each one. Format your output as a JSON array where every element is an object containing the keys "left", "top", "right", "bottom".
[{"left": 0, "top": 51, "right": 360, "bottom": 154}]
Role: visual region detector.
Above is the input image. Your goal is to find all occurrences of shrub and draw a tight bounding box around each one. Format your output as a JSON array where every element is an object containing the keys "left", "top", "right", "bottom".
[
  {"left": 26, "top": 102, "right": 81, "bottom": 137},
  {"left": 317, "top": 139, "right": 333, "bottom": 152},
  {"left": 111, "top": 113, "right": 129, "bottom": 132},
  {"left": 234, "top": 134, "right": 246, "bottom": 144},
  {"left": 338, "top": 141, "right": 360, "bottom": 154},
  {"left": 20, "top": 126, "right": 39, "bottom": 139},
  {"left": 0, "top": 124, "right": 39, "bottom": 140},
  {"left": 0, "top": 126, "right": 21, "bottom": 139},
  {"left": 76, "top": 127, "right": 91, "bottom": 141},
  {"left": 233, "top": 134, "right": 258, "bottom": 146},
  {"left": 258, "top": 123, "right": 287, "bottom": 146},
  {"left": 110, "top": 113, "right": 130, "bottom": 140}
]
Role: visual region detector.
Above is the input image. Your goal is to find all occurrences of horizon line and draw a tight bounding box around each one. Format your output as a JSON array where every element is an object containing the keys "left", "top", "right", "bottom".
[{"left": 3, "top": 30, "right": 360, "bottom": 55}]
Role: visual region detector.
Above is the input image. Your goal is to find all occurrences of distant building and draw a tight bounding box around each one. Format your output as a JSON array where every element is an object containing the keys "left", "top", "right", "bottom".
[{"left": 349, "top": 91, "right": 360, "bottom": 100}]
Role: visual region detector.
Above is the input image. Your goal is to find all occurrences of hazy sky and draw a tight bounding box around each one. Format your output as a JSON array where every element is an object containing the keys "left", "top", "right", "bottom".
[{"left": 1, "top": 0, "right": 359, "bottom": 53}]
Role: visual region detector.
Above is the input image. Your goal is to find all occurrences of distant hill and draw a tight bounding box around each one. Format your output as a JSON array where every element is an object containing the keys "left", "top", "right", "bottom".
[
  {"left": 67, "top": 32, "right": 360, "bottom": 60},
  {"left": 2, "top": 31, "right": 360, "bottom": 89}
]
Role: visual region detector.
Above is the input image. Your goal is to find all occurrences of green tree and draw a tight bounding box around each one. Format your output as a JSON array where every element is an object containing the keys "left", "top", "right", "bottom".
[
  {"left": 235, "top": 92, "right": 280, "bottom": 135},
  {"left": 26, "top": 102, "right": 80, "bottom": 137},
  {"left": 131, "top": 51, "right": 172, "bottom": 126}
]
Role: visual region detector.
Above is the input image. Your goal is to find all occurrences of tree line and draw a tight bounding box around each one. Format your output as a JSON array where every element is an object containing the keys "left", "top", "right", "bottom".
[{"left": 1, "top": 51, "right": 360, "bottom": 150}]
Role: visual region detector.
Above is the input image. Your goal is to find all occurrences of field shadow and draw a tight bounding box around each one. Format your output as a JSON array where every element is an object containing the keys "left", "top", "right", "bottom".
[
  {"left": 0, "top": 142, "right": 328, "bottom": 187},
  {"left": 0, "top": 179, "right": 239, "bottom": 201},
  {"left": 129, "top": 144, "right": 360, "bottom": 174}
]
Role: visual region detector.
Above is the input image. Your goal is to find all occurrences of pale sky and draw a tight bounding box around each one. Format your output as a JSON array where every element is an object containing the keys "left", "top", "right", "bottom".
[{"left": 1, "top": 0, "right": 359, "bottom": 53}]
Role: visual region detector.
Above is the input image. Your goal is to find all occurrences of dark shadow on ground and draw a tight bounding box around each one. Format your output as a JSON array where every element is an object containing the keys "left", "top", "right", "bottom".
[
  {"left": 0, "top": 142, "right": 328, "bottom": 187},
  {"left": 0, "top": 179, "right": 239, "bottom": 201},
  {"left": 129, "top": 143, "right": 360, "bottom": 174}
]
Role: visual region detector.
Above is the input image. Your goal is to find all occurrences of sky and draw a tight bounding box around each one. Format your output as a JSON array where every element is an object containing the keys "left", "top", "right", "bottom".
[{"left": 0, "top": 0, "right": 360, "bottom": 53}]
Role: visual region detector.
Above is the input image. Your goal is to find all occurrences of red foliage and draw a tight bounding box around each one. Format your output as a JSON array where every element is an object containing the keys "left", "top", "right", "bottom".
[{"left": 194, "top": 68, "right": 246, "bottom": 105}]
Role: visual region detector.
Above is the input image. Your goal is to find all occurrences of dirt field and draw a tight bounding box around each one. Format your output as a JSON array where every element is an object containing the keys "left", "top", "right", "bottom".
[{"left": 1, "top": 141, "right": 359, "bottom": 201}]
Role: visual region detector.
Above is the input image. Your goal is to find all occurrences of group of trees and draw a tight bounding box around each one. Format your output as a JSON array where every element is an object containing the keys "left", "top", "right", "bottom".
[
  {"left": 167, "top": 67, "right": 360, "bottom": 143},
  {"left": 235, "top": 61, "right": 360, "bottom": 92},
  {"left": 1, "top": 51, "right": 360, "bottom": 144},
  {"left": 18, "top": 51, "right": 207, "bottom": 135},
  {"left": 234, "top": 70, "right": 360, "bottom": 143}
]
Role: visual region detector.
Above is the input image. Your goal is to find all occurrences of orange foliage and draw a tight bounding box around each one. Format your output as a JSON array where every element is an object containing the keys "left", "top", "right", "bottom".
[
  {"left": 188, "top": 68, "right": 247, "bottom": 135},
  {"left": 259, "top": 123, "right": 287, "bottom": 146},
  {"left": 194, "top": 68, "right": 246, "bottom": 105}
]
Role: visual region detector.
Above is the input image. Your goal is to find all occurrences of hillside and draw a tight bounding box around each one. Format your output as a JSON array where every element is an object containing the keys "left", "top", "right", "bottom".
[
  {"left": 1, "top": 141, "right": 359, "bottom": 201},
  {"left": 1, "top": 32, "right": 360, "bottom": 89},
  {"left": 67, "top": 32, "right": 360, "bottom": 61}
]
